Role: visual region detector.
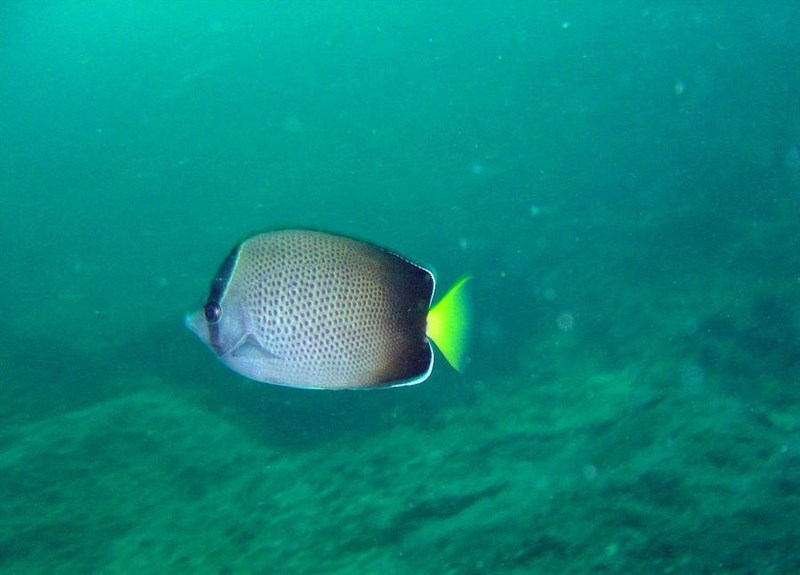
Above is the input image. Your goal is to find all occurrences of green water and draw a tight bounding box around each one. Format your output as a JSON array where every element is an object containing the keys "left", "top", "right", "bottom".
[{"left": 2, "top": 1, "right": 799, "bottom": 573}]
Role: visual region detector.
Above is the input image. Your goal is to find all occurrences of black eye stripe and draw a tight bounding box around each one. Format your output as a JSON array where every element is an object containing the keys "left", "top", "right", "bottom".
[{"left": 207, "top": 244, "right": 241, "bottom": 306}]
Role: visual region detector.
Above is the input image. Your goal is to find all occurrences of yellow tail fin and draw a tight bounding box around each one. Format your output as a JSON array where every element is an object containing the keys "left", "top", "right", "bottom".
[{"left": 426, "top": 275, "right": 472, "bottom": 372}]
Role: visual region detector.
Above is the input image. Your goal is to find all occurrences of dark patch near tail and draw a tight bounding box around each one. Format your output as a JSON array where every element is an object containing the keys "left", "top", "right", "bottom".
[{"left": 373, "top": 249, "right": 435, "bottom": 386}]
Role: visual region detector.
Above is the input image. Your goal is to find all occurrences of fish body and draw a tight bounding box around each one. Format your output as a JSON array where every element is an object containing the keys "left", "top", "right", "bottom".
[{"left": 186, "top": 230, "right": 470, "bottom": 389}]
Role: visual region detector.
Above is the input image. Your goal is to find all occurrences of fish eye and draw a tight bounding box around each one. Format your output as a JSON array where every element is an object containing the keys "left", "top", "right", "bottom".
[{"left": 203, "top": 302, "right": 222, "bottom": 323}]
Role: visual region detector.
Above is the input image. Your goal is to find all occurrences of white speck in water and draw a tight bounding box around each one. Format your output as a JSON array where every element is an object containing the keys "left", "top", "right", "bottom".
[
  {"left": 556, "top": 311, "right": 575, "bottom": 332},
  {"left": 282, "top": 116, "right": 303, "bottom": 134},
  {"left": 680, "top": 360, "right": 705, "bottom": 392},
  {"left": 683, "top": 317, "right": 700, "bottom": 336},
  {"left": 785, "top": 145, "right": 800, "bottom": 172}
]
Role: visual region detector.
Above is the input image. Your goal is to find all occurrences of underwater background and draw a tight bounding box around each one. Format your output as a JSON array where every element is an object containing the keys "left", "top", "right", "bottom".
[{"left": 1, "top": 1, "right": 799, "bottom": 573}]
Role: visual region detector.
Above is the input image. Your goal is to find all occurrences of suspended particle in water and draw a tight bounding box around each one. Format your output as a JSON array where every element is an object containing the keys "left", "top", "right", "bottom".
[
  {"left": 785, "top": 145, "right": 800, "bottom": 172},
  {"left": 679, "top": 360, "right": 705, "bottom": 393},
  {"left": 282, "top": 116, "right": 303, "bottom": 134},
  {"left": 556, "top": 311, "right": 575, "bottom": 332},
  {"left": 480, "top": 318, "right": 504, "bottom": 348}
]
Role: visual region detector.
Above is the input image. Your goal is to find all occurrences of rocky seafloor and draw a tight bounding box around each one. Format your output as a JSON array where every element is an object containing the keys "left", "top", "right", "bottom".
[{"left": 2, "top": 201, "right": 799, "bottom": 575}]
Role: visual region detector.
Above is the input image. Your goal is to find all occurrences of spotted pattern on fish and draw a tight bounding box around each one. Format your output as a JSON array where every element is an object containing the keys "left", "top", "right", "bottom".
[{"left": 189, "top": 230, "right": 434, "bottom": 389}]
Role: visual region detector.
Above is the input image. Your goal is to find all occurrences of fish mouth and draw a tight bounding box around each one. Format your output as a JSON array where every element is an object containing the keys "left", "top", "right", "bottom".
[{"left": 184, "top": 310, "right": 207, "bottom": 342}]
